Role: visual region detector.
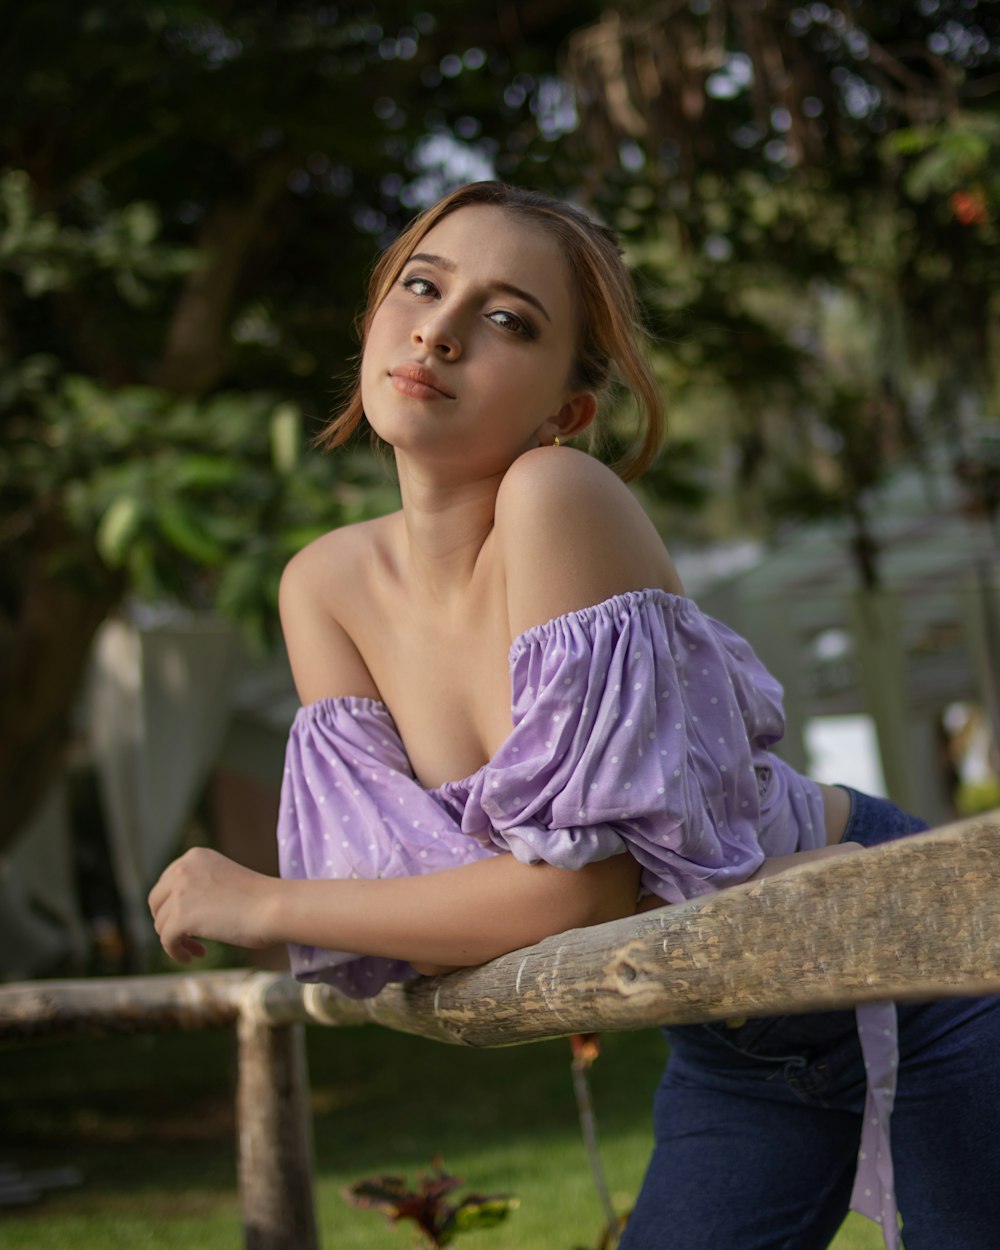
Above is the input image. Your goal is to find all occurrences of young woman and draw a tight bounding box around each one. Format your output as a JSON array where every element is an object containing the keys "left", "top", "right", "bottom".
[{"left": 149, "top": 183, "right": 1000, "bottom": 1250}]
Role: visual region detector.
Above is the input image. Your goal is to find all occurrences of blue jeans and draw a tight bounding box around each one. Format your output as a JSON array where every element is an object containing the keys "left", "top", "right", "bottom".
[{"left": 619, "top": 789, "right": 1000, "bottom": 1250}]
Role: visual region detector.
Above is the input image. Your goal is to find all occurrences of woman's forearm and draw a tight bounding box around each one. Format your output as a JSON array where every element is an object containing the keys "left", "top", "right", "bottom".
[
  {"left": 272, "top": 850, "right": 640, "bottom": 965},
  {"left": 149, "top": 844, "right": 640, "bottom": 966},
  {"left": 151, "top": 841, "right": 856, "bottom": 968}
]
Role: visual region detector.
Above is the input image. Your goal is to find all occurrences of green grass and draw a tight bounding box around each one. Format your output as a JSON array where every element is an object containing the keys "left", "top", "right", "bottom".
[{"left": 1, "top": 1023, "right": 883, "bottom": 1249}]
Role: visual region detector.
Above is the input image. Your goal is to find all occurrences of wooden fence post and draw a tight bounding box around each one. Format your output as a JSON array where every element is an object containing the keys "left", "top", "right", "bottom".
[{"left": 236, "top": 1010, "right": 319, "bottom": 1250}]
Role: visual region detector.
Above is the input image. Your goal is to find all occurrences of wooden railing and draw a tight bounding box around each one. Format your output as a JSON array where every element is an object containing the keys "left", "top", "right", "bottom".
[{"left": 3, "top": 810, "right": 1000, "bottom": 1248}]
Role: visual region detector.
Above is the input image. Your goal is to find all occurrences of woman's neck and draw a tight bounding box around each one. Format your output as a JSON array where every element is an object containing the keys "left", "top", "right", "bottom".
[{"left": 391, "top": 458, "right": 503, "bottom": 598}]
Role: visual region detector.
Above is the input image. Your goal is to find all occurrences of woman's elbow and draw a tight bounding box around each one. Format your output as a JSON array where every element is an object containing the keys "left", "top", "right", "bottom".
[
  {"left": 559, "top": 853, "right": 642, "bottom": 929},
  {"left": 410, "top": 960, "right": 462, "bottom": 976}
]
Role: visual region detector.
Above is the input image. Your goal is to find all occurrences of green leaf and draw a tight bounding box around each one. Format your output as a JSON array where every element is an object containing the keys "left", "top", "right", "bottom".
[
  {"left": 884, "top": 128, "right": 933, "bottom": 158},
  {"left": 120, "top": 201, "right": 159, "bottom": 247},
  {"left": 168, "top": 455, "right": 245, "bottom": 492},
  {"left": 215, "top": 552, "right": 273, "bottom": 624},
  {"left": 270, "top": 402, "right": 301, "bottom": 475},
  {"left": 113, "top": 268, "right": 153, "bottom": 306},
  {"left": 62, "top": 374, "right": 131, "bottom": 438},
  {"left": 443, "top": 1195, "right": 520, "bottom": 1235},
  {"left": 125, "top": 540, "right": 160, "bottom": 603},
  {"left": 281, "top": 524, "right": 331, "bottom": 552},
  {"left": 95, "top": 494, "right": 144, "bottom": 566},
  {"left": 200, "top": 392, "right": 272, "bottom": 452},
  {"left": 155, "top": 498, "right": 227, "bottom": 565},
  {"left": 23, "top": 261, "right": 73, "bottom": 296},
  {"left": 904, "top": 133, "right": 991, "bottom": 200}
]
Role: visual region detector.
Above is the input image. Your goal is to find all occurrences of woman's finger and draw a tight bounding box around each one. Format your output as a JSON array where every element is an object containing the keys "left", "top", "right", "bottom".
[
  {"left": 147, "top": 866, "right": 175, "bottom": 918},
  {"left": 159, "top": 913, "right": 205, "bottom": 963}
]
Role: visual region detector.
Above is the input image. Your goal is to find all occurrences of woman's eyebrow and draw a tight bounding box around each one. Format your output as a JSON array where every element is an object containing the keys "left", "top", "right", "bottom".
[
  {"left": 492, "top": 280, "right": 551, "bottom": 324},
  {"left": 406, "top": 252, "right": 551, "bottom": 323}
]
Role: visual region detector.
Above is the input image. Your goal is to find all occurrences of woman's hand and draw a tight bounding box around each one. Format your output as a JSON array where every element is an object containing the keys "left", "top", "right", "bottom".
[{"left": 148, "top": 847, "right": 281, "bottom": 963}]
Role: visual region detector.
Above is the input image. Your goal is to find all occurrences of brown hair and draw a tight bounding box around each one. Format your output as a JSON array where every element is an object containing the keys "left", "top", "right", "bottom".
[{"left": 317, "top": 182, "right": 664, "bottom": 481}]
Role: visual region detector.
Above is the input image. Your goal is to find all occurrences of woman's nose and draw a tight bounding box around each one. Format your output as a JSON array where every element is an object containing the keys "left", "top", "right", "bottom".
[{"left": 412, "top": 310, "right": 461, "bottom": 359}]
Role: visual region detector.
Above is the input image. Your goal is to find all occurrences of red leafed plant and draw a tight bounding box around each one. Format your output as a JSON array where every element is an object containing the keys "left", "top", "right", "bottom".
[{"left": 342, "top": 1156, "right": 519, "bottom": 1248}]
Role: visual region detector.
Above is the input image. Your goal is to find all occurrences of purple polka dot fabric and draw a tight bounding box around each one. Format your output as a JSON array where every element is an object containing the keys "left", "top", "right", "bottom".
[
  {"left": 276, "top": 588, "right": 898, "bottom": 1244},
  {"left": 853, "top": 1001, "right": 900, "bottom": 1248}
]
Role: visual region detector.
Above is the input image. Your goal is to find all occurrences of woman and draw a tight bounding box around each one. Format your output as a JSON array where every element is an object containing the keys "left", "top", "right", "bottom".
[{"left": 149, "top": 183, "right": 999, "bottom": 1250}]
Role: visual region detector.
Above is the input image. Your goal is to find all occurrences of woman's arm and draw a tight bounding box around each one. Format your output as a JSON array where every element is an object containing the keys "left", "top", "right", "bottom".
[
  {"left": 636, "top": 842, "right": 864, "bottom": 913},
  {"left": 747, "top": 841, "right": 863, "bottom": 879},
  {"left": 151, "top": 511, "right": 649, "bottom": 968},
  {"left": 278, "top": 533, "right": 382, "bottom": 703},
  {"left": 148, "top": 845, "right": 641, "bottom": 966},
  {"left": 149, "top": 841, "right": 863, "bottom": 966}
]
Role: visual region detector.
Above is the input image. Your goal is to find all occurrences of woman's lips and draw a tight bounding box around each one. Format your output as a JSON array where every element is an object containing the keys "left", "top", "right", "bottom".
[{"left": 389, "top": 364, "right": 455, "bottom": 400}]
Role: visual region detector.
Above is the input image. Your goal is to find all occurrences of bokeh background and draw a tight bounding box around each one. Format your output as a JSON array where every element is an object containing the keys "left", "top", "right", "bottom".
[{"left": 1, "top": 2, "right": 998, "bottom": 1245}]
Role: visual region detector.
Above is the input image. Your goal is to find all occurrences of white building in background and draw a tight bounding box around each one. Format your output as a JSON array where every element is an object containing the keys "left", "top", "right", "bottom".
[{"left": 682, "top": 462, "right": 999, "bottom": 826}]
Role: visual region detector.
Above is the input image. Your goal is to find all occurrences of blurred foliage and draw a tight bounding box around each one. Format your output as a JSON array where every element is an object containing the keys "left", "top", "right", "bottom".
[
  {"left": 1, "top": 0, "right": 595, "bottom": 395},
  {"left": 1, "top": 357, "right": 395, "bottom": 646},
  {"left": 0, "top": 167, "right": 197, "bottom": 300},
  {"left": 0, "top": 0, "right": 597, "bottom": 611},
  {"left": 560, "top": 0, "right": 1000, "bottom": 572},
  {"left": 956, "top": 775, "right": 1000, "bottom": 817},
  {"left": 0, "top": 0, "right": 593, "bottom": 852}
]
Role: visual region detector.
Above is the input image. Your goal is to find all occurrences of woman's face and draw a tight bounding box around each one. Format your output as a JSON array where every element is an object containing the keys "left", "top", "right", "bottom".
[{"left": 360, "top": 205, "right": 592, "bottom": 474}]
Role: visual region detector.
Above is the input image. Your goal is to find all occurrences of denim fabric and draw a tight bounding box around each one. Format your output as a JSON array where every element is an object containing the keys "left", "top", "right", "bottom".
[{"left": 619, "top": 789, "right": 1000, "bottom": 1250}]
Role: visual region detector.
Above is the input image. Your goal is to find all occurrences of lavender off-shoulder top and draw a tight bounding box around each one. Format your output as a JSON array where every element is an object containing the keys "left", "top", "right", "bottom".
[{"left": 276, "top": 589, "right": 900, "bottom": 1249}]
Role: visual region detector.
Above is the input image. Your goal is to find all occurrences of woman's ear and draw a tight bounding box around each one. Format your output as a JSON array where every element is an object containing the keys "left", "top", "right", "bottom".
[{"left": 553, "top": 391, "right": 597, "bottom": 441}]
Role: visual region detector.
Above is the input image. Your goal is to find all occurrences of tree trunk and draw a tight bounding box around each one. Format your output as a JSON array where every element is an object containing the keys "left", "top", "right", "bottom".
[{"left": 154, "top": 156, "right": 294, "bottom": 395}]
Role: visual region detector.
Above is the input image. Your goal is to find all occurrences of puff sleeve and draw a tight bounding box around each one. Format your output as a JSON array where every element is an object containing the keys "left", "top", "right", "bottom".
[
  {"left": 277, "top": 698, "right": 494, "bottom": 997},
  {"left": 456, "top": 590, "right": 827, "bottom": 902}
]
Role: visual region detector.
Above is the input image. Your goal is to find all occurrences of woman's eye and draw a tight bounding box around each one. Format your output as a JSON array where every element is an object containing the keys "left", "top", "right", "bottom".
[
  {"left": 402, "top": 276, "right": 437, "bottom": 297},
  {"left": 487, "top": 309, "right": 533, "bottom": 338}
]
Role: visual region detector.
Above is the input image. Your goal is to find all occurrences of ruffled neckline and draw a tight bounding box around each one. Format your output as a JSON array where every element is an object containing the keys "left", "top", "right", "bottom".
[
  {"left": 296, "top": 587, "right": 697, "bottom": 796},
  {"left": 507, "top": 587, "right": 694, "bottom": 657}
]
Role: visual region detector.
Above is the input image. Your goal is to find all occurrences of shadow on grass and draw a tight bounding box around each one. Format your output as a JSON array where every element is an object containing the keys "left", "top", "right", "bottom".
[
  {"left": 307, "top": 1025, "right": 666, "bottom": 1176},
  {"left": 0, "top": 1023, "right": 883, "bottom": 1249},
  {"left": 0, "top": 1021, "right": 666, "bottom": 1216}
]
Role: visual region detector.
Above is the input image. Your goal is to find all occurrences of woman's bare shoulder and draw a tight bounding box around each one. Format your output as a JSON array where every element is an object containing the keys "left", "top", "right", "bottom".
[
  {"left": 494, "top": 446, "right": 682, "bottom": 638},
  {"left": 279, "top": 515, "right": 396, "bottom": 705},
  {"left": 282, "top": 514, "right": 382, "bottom": 582}
]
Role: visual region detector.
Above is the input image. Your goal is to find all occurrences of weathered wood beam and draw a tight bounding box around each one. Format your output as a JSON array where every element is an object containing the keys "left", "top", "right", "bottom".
[
  {"left": 285, "top": 811, "right": 1000, "bottom": 1047},
  {"left": 0, "top": 968, "right": 254, "bottom": 1037},
  {"left": 2, "top": 811, "right": 999, "bottom": 1049}
]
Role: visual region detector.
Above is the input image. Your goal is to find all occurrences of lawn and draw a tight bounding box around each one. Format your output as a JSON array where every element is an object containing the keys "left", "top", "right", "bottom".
[{"left": 1, "top": 1021, "right": 882, "bottom": 1249}]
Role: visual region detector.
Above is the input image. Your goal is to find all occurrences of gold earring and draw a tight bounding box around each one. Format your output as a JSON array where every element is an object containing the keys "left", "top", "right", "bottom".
[{"left": 553, "top": 436, "right": 561, "bottom": 447}]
